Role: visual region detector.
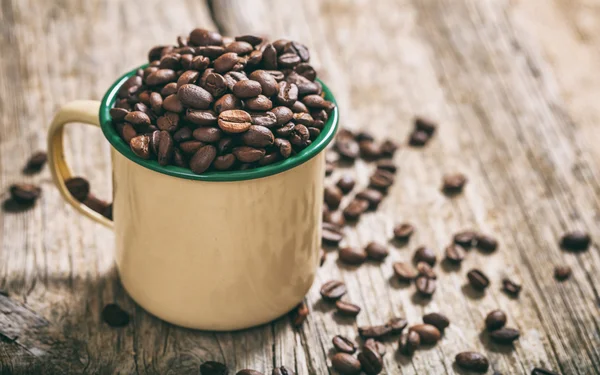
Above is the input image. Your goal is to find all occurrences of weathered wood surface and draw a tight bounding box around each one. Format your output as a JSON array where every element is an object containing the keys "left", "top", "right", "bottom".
[{"left": 0, "top": 0, "right": 599, "bottom": 374}]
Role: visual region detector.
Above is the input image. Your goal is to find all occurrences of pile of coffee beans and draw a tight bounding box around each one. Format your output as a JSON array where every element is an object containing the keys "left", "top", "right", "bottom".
[{"left": 109, "top": 29, "right": 335, "bottom": 174}]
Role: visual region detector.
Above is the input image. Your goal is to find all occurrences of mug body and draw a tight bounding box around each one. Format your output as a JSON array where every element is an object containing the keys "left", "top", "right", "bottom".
[{"left": 112, "top": 148, "right": 324, "bottom": 330}]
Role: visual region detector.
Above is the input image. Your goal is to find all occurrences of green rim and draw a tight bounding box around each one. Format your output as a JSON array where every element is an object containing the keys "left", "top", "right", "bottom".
[{"left": 99, "top": 65, "right": 338, "bottom": 181}]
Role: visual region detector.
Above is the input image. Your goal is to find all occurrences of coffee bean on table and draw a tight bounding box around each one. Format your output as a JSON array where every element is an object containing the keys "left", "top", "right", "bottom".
[
  {"left": 335, "top": 137, "right": 360, "bottom": 160},
  {"left": 393, "top": 223, "right": 414, "bottom": 241},
  {"left": 408, "top": 130, "right": 429, "bottom": 146},
  {"left": 358, "top": 324, "right": 392, "bottom": 339},
  {"left": 388, "top": 317, "right": 408, "bottom": 334},
  {"left": 9, "top": 183, "right": 42, "bottom": 205},
  {"left": 335, "top": 300, "right": 361, "bottom": 317},
  {"left": 320, "top": 280, "right": 347, "bottom": 301},
  {"left": 365, "top": 242, "right": 388, "bottom": 261},
  {"left": 399, "top": 331, "right": 420, "bottom": 355},
  {"left": 339, "top": 247, "right": 368, "bottom": 265},
  {"left": 333, "top": 335, "right": 357, "bottom": 354},
  {"left": 422, "top": 313, "right": 450, "bottom": 332},
  {"left": 322, "top": 222, "right": 343, "bottom": 246},
  {"left": 343, "top": 199, "right": 369, "bottom": 220},
  {"left": 502, "top": 278, "right": 522, "bottom": 296},
  {"left": 289, "top": 301, "right": 309, "bottom": 328},
  {"left": 490, "top": 327, "right": 520, "bottom": 344},
  {"left": 101, "top": 303, "right": 129, "bottom": 327},
  {"left": 445, "top": 244, "right": 466, "bottom": 264},
  {"left": 380, "top": 140, "right": 398, "bottom": 157},
  {"left": 453, "top": 230, "right": 477, "bottom": 248},
  {"left": 236, "top": 370, "right": 264, "bottom": 375},
  {"left": 415, "top": 276, "right": 436, "bottom": 296},
  {"left": 455, "top": 352, "right": 489, "bottom": 373},
  {"left": 331, "top": 353, "right": 361, "bottom": 375},
  {"left": 476, "top": 233, "right": 498, "bottom": 252},
  {"left": 200, "top": 361, "right": 228, "bottom": 375},
  {"left": 323, "top": 210, "right": 346, "bottom": 227},
  {"left": 83, "top": 194, "right": 111, "bottom": 216},
  {"left": 467, "top": 269, "right": 490, "bottom": 291},
  {"left": 336, "top": 174, "right": 356, "bottom": 194},
  {"left": 442, "top": 173, "right": 467, "bottom": 194},
  {"left": 376, "top": 159, "right": 396, "bottom": 173},
  {"left": 324, "top": 186, "right": 343, "bottom": 209},
  {"left": 414, "top": 246, "right": 436, "bottom": 266},
  {"left": 364, "top": 339, "right": 386, "bottom": 357},
  {"left": 560, "top": 231, "right": 591, "bottom": 251},
  {"left": 24, "top": 151, "right": 47, "bottom": 172},
  {"left": 531, "top": 367, "right": 559, "bottom": 375},
  {"left": 357, "top": 345, "right": 383, "bottom": 375},
  {"left": 272, "top": 366, "right": 294, "bottom": 375},
  {"left": 485, "top": 309, "right": 507, "bottom": 331},
  {"left": 355, "top": 189, "right": 383, "bottom": 210},
  {"left": 393, "top": 262, "right": 418, "bottom": 281},
  {"left": 359, "top": 141, "right": 382, "bottom": 159},
  {"left": 409, "top": 324, "right": 441, "bottom": 345},
  {"left": 415, "top": 117, "right": 437, "bottom": 135},
  {"left": 369, "top": 169, "right": 394, "bottom": 191},
  {"left": 65, "top": 177, "right": 90, "bottom": 202},
  {"left": 554, "top": 265, "right": 572, "bottom": 281},
  {"left": 190, "top": 145, "right": 217, "bottom": 174},
  {"left": 416, "top": 262, "right": 436, "bottom": 279}
]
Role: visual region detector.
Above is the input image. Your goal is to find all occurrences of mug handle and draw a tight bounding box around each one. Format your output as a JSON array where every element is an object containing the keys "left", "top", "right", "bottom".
[{"left": 47, "top": 100, "right": 113, "bottom": 229}]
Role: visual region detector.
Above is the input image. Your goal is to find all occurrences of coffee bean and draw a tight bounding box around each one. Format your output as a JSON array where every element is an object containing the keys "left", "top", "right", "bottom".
[
  {"left": 376, "top": 159, "right": 396, "bottom": 173},
  {"left": 325, "top": 162, "right": 334, "bottom": 176},
  {"left": 213, "top": 52, "right": 240, "bottom": 74},
  {"left": 272, "top": 39, "right": 289, "bottom": 53},
  {"left": 335, "top": 138, "right": 360, "bottom": 160},
  {"left": 250, "top": 112, "right": 277, "bottom": 128},
  {"left": 218, "top": 110, "right": 252, "bottom": 133},
  {"left": 162, "top": 94, "right": 184, "bottom": 113},
  {"left": 83, "top": 194, "right": 111, "bottom": 216},
  {"left": 101, "top": 303, "right": 129, "bottom": 327},
  {"left": 130, "top": 135, "right": 151, "bottom": 159},
  {"left": 179, "top": 141, "right": 205, "bottom": 155},
  {"left": 323, "top": 210, "right": 346, "bottom": 227},
  {"left": 560, "top": 231, "right": 591, "bottom": 251},
  {"left": 393, "top": 262, "right": 418, "bottom": 281},
  {"left": 173, "top": 149, "right": 187, "bottom": 168},
  {"left": 225, "top": 41, "right": 253, "bottom": 55},
  {"left": 24, "top": 151, "right": 47, "bottom": 172},
  {"left": 336, "top": 174, "right": 356, "bottom": 193},
  {"left": 214, "top": 94, "right": 242, "bottom": 114},
  {"left": 358, "top": 141, "right": 381, "bottom": 160},
  {"left": 157, "top": 131, "right": 174, "bottom": 166},
  {"left": 156, "top": 112, "right": 180, "bottom": 132},
  {"left": 409, "top": 324, "right": 441, "bottom": 345},
  {"left": 415, "top": 276, "right": 436, "bottom": 296},
  {"left": 320, "top": 280, "right": 346, "bottom": 301},
  {"left": 357, "top": 345, "right": 383, "bottom": 375},
  {"left": 200, "top": 361, "right": 228, "bottom": 375},
  {"left": 399, "top": 331, "right": 420, "bottom": 355},
  {"left": 186, "top": 110, "right": 218, "bottom": 127},
  {"left": 177, "top": 84, "right": 213, "bottom": 110},
  {"left": 322, "top": 222, "right": 343, "bottom": 246},
  {"left": 146, "top": 69, "right": 177, "bottom": 86},
  {"left": 455, "top": 352, "right": 489, "bottom": 373},
  {"left": 490, "top": 327, "right": 520, "bottom": 344},
  {"left": 124, "top": 111, "right": 151, "bottom": 128},
  {"left": 335, "top": 300, "right": 361, "bottom": 317},
  {"left": 63, "top": 177, "right": 90, "bottom": 202},
  {"left": 271, "top": 106, "right": 294, "bottom": 126},
  {"left": 358, "top": 324, "right": 392, "bottom": 339},
  {"left": 232, "top": 80, "right": 262, "bottom": 99},
  {"left": 189, "top": 28, "right": 222, "bottom": 46},
  {"left": 502, "top": 278, "right": 522, "bottom": 296},
  {"left": 233, "top": 146, "right": 265, "bottom": 163},
  {"left": 485, "top": 309, "right": 507, "bottom": 331},
  {"left": 285, "top": 41, "right": 310, "bottom": 62},
  {"left": 331, "top": 353, "right": 361, "bottom": 375},
  {"left": 236, "top": 370, "right": 263, "bottom": 375},
  {"left": 272, "top": 366, "right": 295, "bottom": 375},
  {"left": 324, "top": 186, "right": 343, "bottom": 209},
  {"left": 408, "top": 130, "right": 429, "bottom": 146},
  {"left": 445, "top": 244, "right": 466, "bottom": 264},
  {"left": 554, "top": 265, "right": 571, "bottom": 281},
  {"left": 423, "top": 313, "right": 450, "bottom": 332},
  {"left": 278, "top": 52, "right": 301, "bottom": 68},
  {"left": 393, "top": 223, "right": 414, "bottom": 241},
  {"left": 235, "top": 34, "right": 263, "bottom": 46},
  {"left": 191, "top": 127, "right": 221, "bottom": 144},
  {"left": 110, "top": 107, "right": 129, "bottom": 121},
  {"left": 161, "top": 82, "right": 179, "bottom": 97},
  {"left": 364, "top": 339, "right": 386, "bottom": 357},
  {"left": 332, "top": 335, "right": 356, "bottom": 354},
  {"left": 442, "top": 173, "right": 467, "bottom": 195},
  {"left": 343, "top": 199, "right": 369, "bottom": 220},
  {"left": 416, "top": 262, "right": 436, "bottom": 279},
  {"left": 414, "top": 247, "right": 436, "bottom": 266},
  {"left": 339, "top": 247, "right": 368, "bottom": 265},
  {"left": 258, "top": 153, "right": 280, "bottom": 167},
  {"left": 415, "top": 117, "right": 437, "bottom": 135},
  {"left": 355, "top": 189, "right": 383, "bottom": 209},
  {"left": 388, "top": 317, "right": 408, "bottom": 335},
  {"left": 369, "top": 169, "right": 394, "bottom": 191},
  {"left": 202, "top": 72, "right": 228, "bottom": 97},
  {"left": 9, "top": 183, "right": 42, "bottom": 204},
  {"left": 365, "top": 242, "right": 388, "bottom": 261},
  {"left": 290, "top": 301, "right": 309, "bottom": 327},
  {"left": 467, "top": 269, "right": 490, "bottom": 291},
  {"left": 248, "top": 70, "right": 278, "bottom": 96},
  {"left": 261, "top": 43, "right": 277, "bottom": 70},
  {"left": 276, "top": 82, "right": 298, "bottom": 107},
  {"left": 294, "top": 63, "right": 316, "bottom": 81},
  {"left": 319, "top": 248, "right": 326, "bottom": 266},
  {"left": 241, "top": 125, "right": 275, "bottom": 148},
  {"left": 476, "top": 233, "right": 498, "bottom": 252},
  {"left": 531, "top": 367, "right": 559, "bottom": 375},
  {"left": 191, "top": 56, "right": 210, "bottom": 71},
  {"left": 454, "top": 230, "right": 477, "bottom": 248},
  {"left": 213, "top": 154, "right": 236, "bottom": 171},
  {"left": 189, "top": 145, "right": 217, "bottom": 174},
  {"left": 380, "top": 140, "right": 398, "bottom": 157},
  {"left": 274, "top": 138, "right": 292, "bottom": 158},
  {"left": 245, "top": 95, "right": 273, "bottom": 111}
]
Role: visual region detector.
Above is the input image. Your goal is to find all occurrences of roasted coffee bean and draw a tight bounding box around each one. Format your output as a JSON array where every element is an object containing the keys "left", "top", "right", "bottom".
[
  {"left": 531, "top": 368, "right": 559, "bottom": 375},
  {"left": 159, "top": 54, "right": 181, "bottom": 71},
  {"left": 476, "top": 233, "right": 498, "bottom": 252},
  {"left": 191, "top": 55, "right": 210, "bottom": 71},
  {"left": 223, "top": 71, "right": 247, "bottom": 90},
  {"left": 83, "top": 194, "right": 110, "bottom": 216},
  {"left": 102, "top": 303, "right": 129, "bottom": 327},
  {"left": 416, "top": 262, "right": 436, "bottom": 279},
  {"left": 292, "top": 101, "right": 309, "bottom": 113},
  {"left": 274, "top": 138, "right": 292, "bottom": 158},
  {"left": 124, "top": 111, "right": 151, "bottom": 128},
  {"left": 276, "top": 82, "right": 298, "bottom": 107},
  {"left": 173, "top": 149, "right": 187, "bottom": 168},
  {"left": 380, "top": 140, "right": 398, "bottom": 157},
  {"left": 365, "top": 242, "right": 388, "bottom": 261},
  {"left": 213, "top": 52, "right": 239, "bottom": 74},
  {"left": 339, "top": 247, "right": 368, "bottom": 265},
  {"left": 414, "top": 247, "right": 436, "bottom": 266},
  {"left": 110, "top": 107, "right": 129, "bottom": 121},
  {"left": 235, "top": 34, "right": 263, "bottom": 46},
  {"left": 355, "top": 131, "right": 374, "bottom": 142},
  {"left": 285, "top": 41, "right": 310, "bottom": 61},
  {"left": 63, "top": 177, "right": 89, "bottom": 202},
  {"left": 290, "top": 301, "right": 309, "bottom": 327},
  {"left": 248, "top": 70, "right": 278, "bottom": 96},
  {"left": 149, "top": 130, "right": 162, "bottom": 155},
  {"left": 415, "top": 117, "right": 437, "bottom": 135},
  {"left": 369, "top": 169, "right": 394, "bottom": 191},
  {"left": 271, "top": 106, "right": 294, "bottom": 126},
  {"left": 325, "top": 162, "right": 334, "bottom": 176},
  {"left": 388, "top": 317, "right": 408, "bottom": 335},
  {"left": 272, "top": 39, "right": 289, "bottom": 53},
  {"left": 225, "top": 41, "right": 253, "bottom": 55},
  {"left": 272, "top": 366, "right": 294, "bottom": 375},
  {"left": 241, "top": 125, "right": 274, "bottom": 147},
  {"left": 358, "top": 324, "right": 392, "bottom": 339},
  {"left": 200, "top": 361, "right": 228, "bottom": 375},
  {"left": 214, "top": 94, "right": 242, "bottom": 114},
  {"left": 336, "top": 174, "right": 355, "bottom": 194},
  {"left": 502, "top": 278, "right": 522, "bottom": 296},
  {"left": 232, "top": 80, "right": 262, "bottom": 98},
  {"left": 415, "top": 276, "right": 436, "bottom": 296},
  {"left": 189, "top": 28, "right": 222, "bottom": 46},
  {"left": 250, "top": 112, "right": 277, "bottom": 127},
  {"left": 335, "top": 300, "right": 361, "bottom": 317},
  {"left": 189, "top": 145, "right": 217, "bottom": 174},
  {"left": 560, "top": 231, "right": 591, "bottom": 251},
  {"left": 393, "top": 223, "right": 414, "bottom": 240},
  {"left": 218, "top": 110, "right": 252, "bottom": 133},
  {"left": 160, "top": 83, "right": 178, "bottom": 97},
  {"left": 453, "top": 230, "right": 477, "bottom": 248},
  {"left": 180, "top": 54, "right": 193, "bottom": 70},
  {"left": 261, "top": 43, "right": 278, "bottom": 70},
  {"left": 490, "top": 327, "right": 520, "bottom": 344},
  {"left": 357, "top": 345, "right": 383, "bottom": 375},
  {"left": 467, "top": 269, "right": 490, "bottom": 291},
  {"left": 197, "top": 46, "right": 226, "bottom": 59},
  {"left": 399, "top": 331, "right": 420, "bottom": 355},
  {"left": 177, "top": 84, "right": 213, "bottom": 110},
  {"left": 364, "top": 339, "right": 386, "bottom": 357},
  {"left": 359, "top": 141, "right": 381, "bottom": 160},
  {"left": 146, "top": 69, "right": 177, "bottom": 86},
  {"left": 186, "top": 110, "right": 218, "bottom": 127},
  {"left": 236, "top": 370, "right": 263, "bottom": 375},
  {"left": 376, "top": 159, "right": 397, "bottom": 173},
  {"left": 445, "top": 244, "right": 466, "bottom": 264},
  {"left": 485, "top": 309, "right": 507, "bottom": 331},
  {"left": 157, "top": 131, "right": 174, "bottom": 166},
  {"left": 149, "top": 92, "right": 164, "bottom": 115},
  {"left": 176, "top": 70, "right": 199, "bottom": 89},
  {"left": 409, "top": 324, "right": 441, "bottom": 345},
  {"left": 275, "top": 122, "right": 294, "bottom": 138},
  {"left": 289, "top": 124, "right": 310, "bottom": 146},
  {"left": 130, "top": 135, "right": 151, "bottom": 159},
  {"left": 203, "top": 72, "right": 228, "bottom": 97},
  {"left": 148, "top": 45, "right": 169, "bottom": 62},
  {"left": 343, "top": 199, "right": 369, "bottom": 220},
  {"left": 554, "top": 265, "right": 571, "bottom": 281},
  {"left": 320, "top": 280, "right": 347, "bottom": 301},
  {"left": 408, "top": 130, "right": 429, "bottom": 146},
  {"left": 335, "top": 138, "right": 360, "bottom": 160},
  {"left": 278, "top": 52, "right": 301, "bottom": 68},
  {"left": 258, "top": 152, "right": 279, "bottom": 166},
  {"left": 233, "top": 146, "right": 265, "bottom": 163},
  {"left": 323, "top": 210, "right": 346, "bottom": 227},
  {"left": 292, "top": 112, "right": 314, "bottom": 127},
  {"left": 332, "top": 335, "right": 356, "bottom": 354},
  {"left": 9, "top": 183, "right": 41, "bottom": 204},
  {"left": 423, "top": 313, "right": 449, "bottom": 331},
  {"left": 179, "top": 141, "right": 205, "bottom": 155},
  {"left": 442, "top": 173, "right": 467, "bottom": 194},
  {"left": 193, "top": 127, "right": 222, "bottom": 143},
  {"left": 322, "top": 222, "right": 343, "bottom": 245},
  {"left": 162, "top": 94, "right": 184, "bottom": 113},
  {"left": 331, "top": 353, "right": 361, "bottom": 375},
  {"left": 455, "top": 352, "right": 489, "bottom": 373},
  {"left": 324, "top": 185, "right": 343, "bottom": 209},
  {"left": 157, "top": 112, "right": 180, "bottom": 132},
  {"left": 393, "top": 262, "right": 418, "bottom": 281},
  {"left": 118, "top": 74, "right": 142, "bottom": 98},
  {"left": 213, "top": 154, "right": 236, "bottom": 170},
  {"left": 24, "top": 151, "right": 47, "bottom": 172},
  {"left": 295, "top": 63, "right": 316, "bottom": 81},
  {"left": 245, "top": 95, "right": 273, "bottom": 111}
]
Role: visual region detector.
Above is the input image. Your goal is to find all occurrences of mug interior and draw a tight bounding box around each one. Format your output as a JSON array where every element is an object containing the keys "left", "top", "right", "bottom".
[{"left": 99, "top": 65, "right": 339, "bottom": 182}]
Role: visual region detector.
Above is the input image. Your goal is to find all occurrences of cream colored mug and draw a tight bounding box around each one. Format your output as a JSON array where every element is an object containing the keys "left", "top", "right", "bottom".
[{"left": 47, "top": 66, "right": 338, "bottom": 330}]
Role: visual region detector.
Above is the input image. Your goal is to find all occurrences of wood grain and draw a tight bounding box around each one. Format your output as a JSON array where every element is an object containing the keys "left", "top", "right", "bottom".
[{"left": 1, "top": 0, "right": 599, "bottom": 374}]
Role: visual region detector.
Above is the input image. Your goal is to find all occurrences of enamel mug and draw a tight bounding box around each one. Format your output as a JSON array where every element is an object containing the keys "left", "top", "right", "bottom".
[{"left": 47, "top": 66, "right": 338, "bottom": 330}]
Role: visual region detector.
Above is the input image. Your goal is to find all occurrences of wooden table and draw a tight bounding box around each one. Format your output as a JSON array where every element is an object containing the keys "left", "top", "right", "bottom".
[{"left": 1, "top": 0, "right": 599, "bottom": 373}]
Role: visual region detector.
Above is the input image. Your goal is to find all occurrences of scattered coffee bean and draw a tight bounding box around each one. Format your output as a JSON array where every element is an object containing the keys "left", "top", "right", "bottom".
[
  {"left": 335, "top": 137, "right": 360, "bottom": 160},
  {"left": 388, "top": 317, "right": 408, "bottom": 335},
  {"left": 445, "top": 244, "right": 466, "bottom": 264},
  {"left": 485, "top": 309, "right": 507, "bottom": 331},
  {"left": 339, "top": 247, "right": 368, "bottom": 265},
  {"left": 409, "top": 324, "right": 441, "bottom": 345},
  {"left": 422, "top": 313, "right": 450, "bottom": 332},
  {"left": 369, "top": 169, "right": 394, "bottom": 191},
  {"left": 393, "top": 262, "right": 418, "bottom": 281},
  {"left": 323, "top": 210, "right": 346, "bottom": 227},
  {"left": 415, "top": 276, "right": 436, "bottom": 296},
  {"left": 320, "top": 280, "right": 346, "bottom": 301},
  {"left": 476, "top": 233, "right": 498, "bottom": 252},
  {"left": 335, "top": 300, "right": 361, "bottom": 317},
  {"left": 332, "top": 335, "right": 357, "bottom": 354},
  {"left": 365, "top": 242, "right": 388, "bottom": 261},
  {"left": 236, "top": 370, "right": 264, "bottom": 375},
  {"left": 65, "top": 177, "right": 90, "bottom": 202},
  {"left": 200, "top": 361, "right": 228, "bottom": 375},
  {"left": 358, "top": 324, "right": 392, "bottom": 339},
  {"left": 455, "top": 352, "right": 489, "bottom": 373},
  {"left": 322, "top": 222, "right": 344, "bottom": 246},
  {"left": 290, "top": 301, "right": 309, "bottom": 327},
  {"left": 416, "top": 262, "right": 436, "bottom": 279},
  {"left": 343, "top": 199, "right": 369, "bottom": 220},
  {"left": 415, "top": 117, "right": 437, "bottom": 135},
  {"left": 560, "top": 231, "right": 591, "bottom": 251},
  {"left": 442, "top": 173, "right": 467, "bottom": 194},
  {"left": 355, "top": 131, "right": 374, "bottom": 142},
  {"left": 554, "top": 265, "right": 572, "bottom": 281},
  {"left": 272, "top": 366, "right": 294, "bottom": 375},
  {"left": 489, "top": 327, "right": 520, "bottom": 344},
  {"left": 9, "top": 183, "right": 42, "bottom": 204},
  {"left": 453, "top": 230, "right": 477, "bottom": 248},
  {"left": 380, "top": 140, "right": 398, "bottom": 157},
  {"left": 467, "top": 269, "right": 490, "bottom": 291},
  {"left": 355, "top": 189, "right": 383, "bottom": 209},
  {"left": 414, "top": 246, "right": 437, "bottom": 266},
  {"left": 531, "top": 367, "right": 559, "bottom": 375},
  {"left": 393, "top": 223, "right": 414, "bottom": 241},
  {"left": 408, "top": 130, "right": 429, "bottom": 146},
  {"left": 324, "top": 185, "right": 344, "bottom": 209},
  {"left": 24, "top": 151, "right": 47, "bottom": 172},
  {"left": 364, "top": 339, "right": 386, "bottom": 357},
  {"left": 376, "top": 159, "right": 397, "bottom": 173},
  {"left": 399, "top": 331, "right": 420, "bottom": 355},
  {"left": 101, "top": 303, "right": 129, "bottom": 327},
  {"left": 336, "top": 174, "right": 356, "bottom": 193},
  {"left": 502, "top": 278, "right": 522, "bottom": 297},
  {"left": 331, "top": 353, "right": 361, "bottom": 375},
  {"left": 83, "top": 194, "right": 111, "bottom": 216},
  {"left": 359, "top": 140, "right": 382, "bottom": 160},
  {"left": 357, "top": 345, "right": 383, "bottom": 375}
]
